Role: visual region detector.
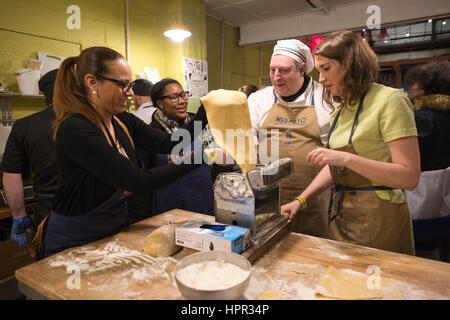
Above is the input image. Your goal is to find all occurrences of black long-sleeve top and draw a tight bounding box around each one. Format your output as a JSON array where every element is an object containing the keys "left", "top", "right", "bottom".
[
  {"left": 415, "top": 107, "right": 450, "bottom": 171},
  {"left": 52, "top": 107, "right": 208, "bottom": 217},
  {"left": 0, "top": 107, "right": 58, "bottom": 195}
]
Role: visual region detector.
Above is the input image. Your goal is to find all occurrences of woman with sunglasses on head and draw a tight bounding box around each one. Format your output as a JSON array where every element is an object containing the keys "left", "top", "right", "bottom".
[
  {"left": 149, "top": 78, "right": 215, "bottom": 216},
  {"left": 41, "top": 47, "right": 210, "bottom": 257},
  {"left": 282, "top": 31, "right": 420, "bottom": 255}
]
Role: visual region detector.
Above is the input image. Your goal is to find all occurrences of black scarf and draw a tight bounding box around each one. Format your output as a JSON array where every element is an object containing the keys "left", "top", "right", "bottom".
[{"left": 152, "top": 108, "right": 214, "bottom": 149}]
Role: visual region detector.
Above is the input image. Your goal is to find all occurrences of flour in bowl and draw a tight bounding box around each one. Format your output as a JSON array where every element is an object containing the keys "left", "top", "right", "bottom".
[{"left": 176, "top": 260, "right": 250, "bottom": 290}]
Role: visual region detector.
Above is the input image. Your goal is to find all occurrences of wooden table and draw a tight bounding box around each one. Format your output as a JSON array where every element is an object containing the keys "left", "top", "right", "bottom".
[{"left": 15, "top": 210, "right": 450, "bottom": 300}]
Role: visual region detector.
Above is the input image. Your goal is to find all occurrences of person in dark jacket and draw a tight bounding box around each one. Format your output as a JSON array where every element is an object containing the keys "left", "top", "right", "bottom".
[
  {"left": 404, "top": 61, "right": 450, "bottom": 261},
  {"left": 1, "top": 69, "right": 58, "bottom": 248},
  {"left": 406, "top": 61, "right": 450, "bottom": 171},
  {"left": 43, "top": 47, "right": 209, "bottom": 257},
  {"left": 127, "top": 79, "right": 155, "bottom": 224},
  {"left": 150, "top": 78, "right": 215, "bottom": 216}
]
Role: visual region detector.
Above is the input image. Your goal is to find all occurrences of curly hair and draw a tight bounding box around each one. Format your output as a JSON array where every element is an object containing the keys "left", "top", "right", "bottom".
[
  {"left": 150, "top": 78, "right": 182, "bottom": 108},
  {"left": 314, "top": 30, "right": 379, "bottom": 109},
  {"left": 405, "top": 61, "right": 450, "bottom": 95}
]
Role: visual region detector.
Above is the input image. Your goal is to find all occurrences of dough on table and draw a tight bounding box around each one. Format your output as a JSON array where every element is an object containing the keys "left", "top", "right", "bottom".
[
  {"left": 200, "top": 89, "right": 257, "bottom": 174},
  {"left": 314, "top": 266, "right": 403, "bottom": 300},
  {"left": 256, "top": 290, "right": 291, "bottom": 300},
  {"left": 143, "top": 224, "right": 181, "bottom": 257}
]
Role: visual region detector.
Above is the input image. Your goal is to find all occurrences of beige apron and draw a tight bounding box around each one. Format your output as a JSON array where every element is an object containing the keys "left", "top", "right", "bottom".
[
  {"left": 327, "top": 95, "right": 414, "bottom": 255},
  {"left": 260, "top": 85, "right": 329, "bottom": 238}
]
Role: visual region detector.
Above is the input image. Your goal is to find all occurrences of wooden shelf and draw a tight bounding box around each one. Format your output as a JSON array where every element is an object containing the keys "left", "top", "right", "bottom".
[{"left": 0, "top": 92, "right": 44, "bottom": 99}]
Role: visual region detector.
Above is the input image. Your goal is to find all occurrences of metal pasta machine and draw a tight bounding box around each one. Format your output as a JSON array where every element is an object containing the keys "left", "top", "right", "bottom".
[{"left": 214, "top": 158, "right": 294, "bottom": 246}]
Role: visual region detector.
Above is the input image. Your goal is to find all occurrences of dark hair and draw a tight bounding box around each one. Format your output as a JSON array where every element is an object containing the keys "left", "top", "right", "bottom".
[
  {"left": 53, "top": 46, "right": 125, "bottom": 136},
  {"left": 314, "top": 30, "right": 379, "bottom": 109},
  {"left": 150, "top": 78, "right": 182, "bottom": 108},
  {"left": 133, "top": 79, "right": 153, "bottom": 96},
  {"left": 405, "top": 61, "right": 450, "bottom": 95},
  {"left": 238, "top": 84, "right": 258, "bottom": 97},
  {"left": 38, "top": 69, "right": 58, "bottom": 107}
]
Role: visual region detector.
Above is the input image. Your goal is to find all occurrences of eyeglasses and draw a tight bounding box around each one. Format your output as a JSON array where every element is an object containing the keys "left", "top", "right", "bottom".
[
  {"left": 96, "top": 74, "right": 135, "bottom": 94},
  {"left": 161, "top": 91, "right": 191, "bottom": 103}
]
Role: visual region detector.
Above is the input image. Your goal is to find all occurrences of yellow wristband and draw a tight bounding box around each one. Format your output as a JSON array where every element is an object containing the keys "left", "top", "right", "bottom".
[{"left": 296, "top": 195, "right": 307, "bottom": 208}]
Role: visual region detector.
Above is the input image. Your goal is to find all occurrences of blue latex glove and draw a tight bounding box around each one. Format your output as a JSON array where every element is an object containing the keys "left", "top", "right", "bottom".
[{"left": 11, "top": 215, "right": 35, "bottom": 246}]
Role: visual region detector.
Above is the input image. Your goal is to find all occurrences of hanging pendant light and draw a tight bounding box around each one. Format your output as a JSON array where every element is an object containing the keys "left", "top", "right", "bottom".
[
  {"left": 164, "top": 22, "right": 192, "bottom": 42},
  {"left": 376, "top": 28, "right": 391, "bottom": 43},
  {"left": 164, "top": 0, "right": 192, "bottom": 42}
]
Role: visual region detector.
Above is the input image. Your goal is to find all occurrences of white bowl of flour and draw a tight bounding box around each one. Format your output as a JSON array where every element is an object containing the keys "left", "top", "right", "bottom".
[{"left": 174, "top": 251, "right": 252, "bottom": 300}]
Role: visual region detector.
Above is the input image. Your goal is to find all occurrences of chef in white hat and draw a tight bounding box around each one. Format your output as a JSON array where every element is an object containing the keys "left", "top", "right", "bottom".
[{"left": 248, "top": 39, "right": 332, "bottom": 238}]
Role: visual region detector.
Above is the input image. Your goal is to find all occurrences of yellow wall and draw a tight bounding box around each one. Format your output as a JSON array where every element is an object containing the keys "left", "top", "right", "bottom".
[
  {"left": 1, "top": 0, "right": 280, "bottom": 120},
  {"left": 0, "top": 0, "right": 207, "bottom": 117},
  {"left": 206, "top": 16, "right": 276, "bottom": 92},
  {"left": 205, "top": 16, "right": 222, "bottom": 91}
]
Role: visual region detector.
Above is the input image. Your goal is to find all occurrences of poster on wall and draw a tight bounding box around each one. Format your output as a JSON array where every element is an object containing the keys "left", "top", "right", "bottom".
[
  {"left": 183, "top": 57, "right": 208, "bottom": 98},
  {"left": 138, "top": 67, "right": 161, "bottom": 84}
]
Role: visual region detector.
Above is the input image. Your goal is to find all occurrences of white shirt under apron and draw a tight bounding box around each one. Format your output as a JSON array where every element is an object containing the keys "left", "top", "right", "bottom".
[{"left": 248, "top": 80, "right": 332, "bottom": 145}]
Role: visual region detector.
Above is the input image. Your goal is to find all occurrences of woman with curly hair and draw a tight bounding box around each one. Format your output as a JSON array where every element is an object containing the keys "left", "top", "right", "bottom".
[
  {"left": 405, "top": 61, "right": 450, "bottom": 171},
  {"left": 404, "top": 61, "right": 450, "bottom": 261},
  {"left": 282, "top": 30, "right": 420, "bottom": 255},
  {"left": 149, "top": 78, "right": 215, "bottom": 216}
]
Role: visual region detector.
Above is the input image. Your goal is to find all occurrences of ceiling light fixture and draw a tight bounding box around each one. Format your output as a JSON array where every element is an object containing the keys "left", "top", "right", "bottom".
[
  {"left": 163, "top": 0, "right": 192, "bottom": 42},
  {"left": 164, "top": 22, "right": 192, "bottom": 42}
]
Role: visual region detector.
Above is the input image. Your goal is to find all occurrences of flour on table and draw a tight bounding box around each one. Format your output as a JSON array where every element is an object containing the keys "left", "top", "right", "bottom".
[
  {"left": 308, "top": 245, "right": 351, "bottom": 260},
  {"left": 395, "top": 280, "right": 448, "bottom": 300},
  {"left": 244, "top": 261, "right": 319, "bottom": 300},
  {"left": 48, "top": 238, "right": 176, "bottom": 275},
  {"left": 46, "top": 238, "right": 180, "bottom": 299}
]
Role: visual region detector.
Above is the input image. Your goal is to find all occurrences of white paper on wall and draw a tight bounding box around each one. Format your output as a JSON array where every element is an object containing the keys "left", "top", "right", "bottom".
[
  {"left": 37, "top": 52, "right": 66, "bottom": 77},
  {"left": 183, "top": 57, "right": 208, "bottom": 98},
  {"left": 140, "top": 67, "right": 161, "bottom": 84}
]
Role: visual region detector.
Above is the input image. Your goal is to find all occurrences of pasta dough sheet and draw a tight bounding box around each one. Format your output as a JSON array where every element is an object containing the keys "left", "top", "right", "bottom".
[
  {"left": 256, "top": 290, "right": 291, "bottom": 300},
  {"left": 315, "top": 266, "right": 403, "bottom": 300},
  {"left": 200, "top": 89, "right": 257, "bottom": 174}
]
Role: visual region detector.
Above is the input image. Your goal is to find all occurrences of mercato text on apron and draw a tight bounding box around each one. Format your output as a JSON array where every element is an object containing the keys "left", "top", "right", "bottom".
[{"left": 260, "top": 83, "right": 329, "bottom": 238}]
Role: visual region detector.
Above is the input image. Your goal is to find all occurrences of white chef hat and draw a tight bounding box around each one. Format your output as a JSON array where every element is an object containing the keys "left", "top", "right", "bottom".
[{"left": 272, "top": 39, "right": 314, "bottom": 74}]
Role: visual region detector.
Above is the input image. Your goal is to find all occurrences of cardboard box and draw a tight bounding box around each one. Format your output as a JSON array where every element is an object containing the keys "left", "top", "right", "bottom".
[
  {"left": 175, "top": 223, "right": 251, "bottom": 254},
  {"left": 0, "top": 238, "right": 34, "bottom": 280}
]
